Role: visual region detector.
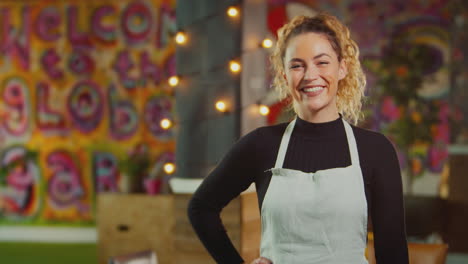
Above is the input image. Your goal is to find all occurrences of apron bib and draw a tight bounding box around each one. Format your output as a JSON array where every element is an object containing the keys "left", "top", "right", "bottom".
[{"left": 260, "top": 118, "right": 368, "bottom": 264}]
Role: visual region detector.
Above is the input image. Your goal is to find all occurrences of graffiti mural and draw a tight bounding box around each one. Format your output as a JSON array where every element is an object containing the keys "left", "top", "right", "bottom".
[
  {"left": 44, "top": 150, "right": 91, "bottom": 220},
  {"left": 0, "top": 146, "right": 42, "bottom": 221},
  {"left": 0, "top": 76, "right": 32, "bottom": 141},
  {"left": 93, "top": 152, "right": 120, "bottom": 193},
  {"left": 144, "top": 94, "right": 173, "bottom": 140},
  {"left": 108, "top": 84, "right": 139, "bottom": 140},
  {"left": 0, "top": 0, "right": 176, "bottom": 225}
]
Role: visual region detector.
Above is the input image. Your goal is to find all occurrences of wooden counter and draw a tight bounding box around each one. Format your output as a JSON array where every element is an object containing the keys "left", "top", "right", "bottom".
[{"left": 97, "top": 192, "right": 261, "bottom": 264}]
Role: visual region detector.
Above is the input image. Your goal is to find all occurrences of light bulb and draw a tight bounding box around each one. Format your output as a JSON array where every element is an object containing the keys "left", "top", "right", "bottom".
[
  {"left": 229, "top": 60, "right": 241, "bottom": 73},
  {"left": 160, "top": 118, "right": 172, "bottom": 129},
  {"left": 262, "top": 38, "right": 273, "bottom": 49},
  {"left": 168, "top": 76, "right": 179, "bottom": 87},
  {"left": 259, "top": 105, "right": 270, "bottom": 116},
  {"left": 227, "top": 7, "right": 239, "bottom": 17},
  {"left": 164, "top": 163, "right": 175, "bottom": 174},
  {"left": 215, "top": 101, "right": 227, "bottom": 112},
  {"left": 175, "top": 32, "right": 187, "bottom": 44}
]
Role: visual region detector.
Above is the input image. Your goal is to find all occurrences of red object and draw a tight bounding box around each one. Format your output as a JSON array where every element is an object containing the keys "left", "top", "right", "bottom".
[
  {"left": 267, "top": 98, "right": 289, "bottom": 125},
  {"left": 144, "top": 177, "right": 162, "bottom": 195},
  {"left": 267, "top": 6, "right": 288, "bottom": 38}
]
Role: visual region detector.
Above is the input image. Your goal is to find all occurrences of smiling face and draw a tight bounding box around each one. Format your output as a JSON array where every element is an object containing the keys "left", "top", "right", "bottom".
[{"left": 284, "top": 32, "right": 347, "bottom": 122}]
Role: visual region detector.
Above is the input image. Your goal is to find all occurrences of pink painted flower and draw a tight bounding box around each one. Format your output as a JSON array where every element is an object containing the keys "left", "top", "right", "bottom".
[
  {"left": 380, "top": 96, "right": 401, "bottom": 121},
  {"left": 438, "top": 101, "right": 450, "bottom": 123},
  {"left": 427, "top": 144, "right": 448, "bottom": 173},
  {"left": 433, "top": 123, "right": 450, "bottom": 143}
]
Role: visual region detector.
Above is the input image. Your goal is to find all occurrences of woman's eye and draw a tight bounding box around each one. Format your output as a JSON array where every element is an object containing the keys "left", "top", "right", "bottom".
[
  {"left": 290, "top": 65, "right": 303, "bottom": 69},
  {"left": 318, "top": 61, "right": 329, "bottom": 65}
]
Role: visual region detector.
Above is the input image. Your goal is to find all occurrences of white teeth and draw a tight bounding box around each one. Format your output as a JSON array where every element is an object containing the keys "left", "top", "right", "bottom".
[{"left": 303, "top": 86, "right": 324, "bottom": 92}]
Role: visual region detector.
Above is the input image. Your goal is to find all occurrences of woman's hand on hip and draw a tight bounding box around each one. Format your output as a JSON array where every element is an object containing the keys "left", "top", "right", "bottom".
[{"left": 250, "top": 257, "right": 272, "bottom": 264}]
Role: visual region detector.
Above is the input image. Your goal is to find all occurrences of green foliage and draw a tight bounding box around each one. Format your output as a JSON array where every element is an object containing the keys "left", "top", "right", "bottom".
[
  {"left": 378, "top": 40, "right": 440, "bottom": 148},
  {"left": 376, "top": 38, "right": 445, "bottom": 181},
  {"left": 118, "top": 144, "right": 152, "bottom": 193},
  {"left": 118, "top": 153, "right": 150, "bottom": 179}
]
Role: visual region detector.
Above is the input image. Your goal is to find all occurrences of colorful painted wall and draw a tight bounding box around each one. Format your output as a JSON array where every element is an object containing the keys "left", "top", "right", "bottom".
[
  {"left": 266, "top": 0, "right": 465, "bottom": 196},
  {"left": 0, "top": 0, "right": 176, "bottom": 225}
]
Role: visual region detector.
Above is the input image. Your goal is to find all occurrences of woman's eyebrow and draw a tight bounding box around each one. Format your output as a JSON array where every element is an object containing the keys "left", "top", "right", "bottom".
[
  {"left": 289, "top": 53, "right": 331, "bottom": 63},
  {"left": 313, "top": 53, "right": 331, "bottom": 59},
  {"left": 288, "top": 58, "right": 305, "bottom": 63}
]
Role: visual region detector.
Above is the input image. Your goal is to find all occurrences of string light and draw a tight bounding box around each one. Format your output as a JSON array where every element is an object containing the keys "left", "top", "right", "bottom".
[
  {"left": 227, "top": 6, "right": 239, "bottom": 17},
  {"left": 229, "top": 60, "right": 241, "bottom": 73},
  {"left": 160, "top": 118, "right": 172, "bottom": 130},
  {"left": 262, "top": 38, "right": 273, "bottom": 49},
  {"left": 215, "top": 100, "right": 228, "bottom": 113},
  {"left": 164, "top": 162, "right": 175, "bottom": 174},
  {"left": 172, "top": 8, "right": 277, "bottom": 122},
  {"left": 168, "top": 76, "right": 179, "bottom": 87},
  {"left": 175, "top": 31, "right": 187, "bottom": 44},
  {"left": 259, "top": 105, "right": 270, "bottom": 116}
]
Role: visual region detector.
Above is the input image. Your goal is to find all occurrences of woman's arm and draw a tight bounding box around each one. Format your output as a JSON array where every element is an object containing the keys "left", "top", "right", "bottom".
[
  {"left": 188, "top": 129, "right": 260, "bottom": 264},
  {"left": 370, "top": 135, "right": 409, "bottom": 264}
]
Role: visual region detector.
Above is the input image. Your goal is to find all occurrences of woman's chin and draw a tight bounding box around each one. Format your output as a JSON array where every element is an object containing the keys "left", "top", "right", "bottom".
[{"left": 302, "top": 101, "right": 327, "bottom": 113}]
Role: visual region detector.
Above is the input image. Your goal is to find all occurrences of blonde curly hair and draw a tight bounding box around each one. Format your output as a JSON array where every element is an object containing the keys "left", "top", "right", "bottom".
[{"left": 271, "top": 13, "right": 366, "bottom": 125}]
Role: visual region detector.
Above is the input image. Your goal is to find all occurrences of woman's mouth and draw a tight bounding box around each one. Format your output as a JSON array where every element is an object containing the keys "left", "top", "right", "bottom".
[{"left": 300, "top": 86, "right": 325, "bottom": 96}]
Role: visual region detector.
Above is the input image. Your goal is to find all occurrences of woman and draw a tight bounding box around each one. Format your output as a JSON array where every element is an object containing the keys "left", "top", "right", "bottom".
[{"left": 188, "top": 13, "right": 408, "bottom": 264}]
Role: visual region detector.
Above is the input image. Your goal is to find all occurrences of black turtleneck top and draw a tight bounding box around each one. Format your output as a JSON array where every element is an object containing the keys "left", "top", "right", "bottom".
[{"left": 188, "top": 115, "right": 409, "bottom": 264}]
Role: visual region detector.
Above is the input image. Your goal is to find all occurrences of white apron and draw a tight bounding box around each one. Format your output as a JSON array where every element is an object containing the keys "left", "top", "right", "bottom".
[{"left": 260, "top": 118, "right": 368, "bottom": 264}]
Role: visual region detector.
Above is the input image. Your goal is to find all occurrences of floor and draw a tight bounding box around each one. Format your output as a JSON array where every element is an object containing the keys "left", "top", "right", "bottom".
[
  {"left": 1, "top": 242, "right": 468, "bottom": 264},
  {"left": 0, "top": 242, "right": 97, "bottom": 264}
]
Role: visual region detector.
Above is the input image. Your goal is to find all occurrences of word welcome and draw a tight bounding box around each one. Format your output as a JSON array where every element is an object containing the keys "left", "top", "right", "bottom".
[{"left": 0, "top": 1, "right": 176, "bottom": 77}]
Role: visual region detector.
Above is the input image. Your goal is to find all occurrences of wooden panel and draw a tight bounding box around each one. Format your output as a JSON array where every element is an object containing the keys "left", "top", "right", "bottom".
[
  {"left": 367, "top": 241, "right": 448, "bottom": 264},
  {"left": 97, "top": 194, "right": 174, "bottom": 264},
  {"left": 404, "top": 196, "right": 446, "bottom": 238},
  {"left": 449, "top": 155, "right": 468, "bottom": 203},
  {"left": 97, "top": 192, "right": 256, "bottom": 263},
  {"left": 447, "top": 155, "right": 468, "bottom": 252},
  {"left": 446, "top": 201, "right": 468, "bottom": 252}
]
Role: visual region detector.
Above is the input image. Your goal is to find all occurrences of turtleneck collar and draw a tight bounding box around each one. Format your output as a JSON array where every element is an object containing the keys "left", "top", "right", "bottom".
[{"left": 293, "top": 114, "right": 344, "bottom": 138}]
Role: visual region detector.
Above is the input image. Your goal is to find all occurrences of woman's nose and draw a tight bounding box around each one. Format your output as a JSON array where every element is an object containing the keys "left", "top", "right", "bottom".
[{"left": 304, "top": 66, "right": 319, "bottom": 80}]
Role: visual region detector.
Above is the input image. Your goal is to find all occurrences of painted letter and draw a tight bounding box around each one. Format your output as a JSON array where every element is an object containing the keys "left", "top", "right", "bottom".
[
  {"left": 91, "top": 5, "right": 117, "bottom": 45},
  {"left": 140, "top": 51, "right": 161, "bottom": 86},
  {"left": 93, "top": 152, "right": 119, "bottom": 192},
  {"left": 35, "top": 7, "right": 61, "bottom": 42},
  {"left": 68, "top": 49, "right": 95, "bottom": 75},
  {"left": 67, "top": 80, "right": 103, "bottom": 133},
  {"left": 144, "top": 95, "right": 172, "bottom": 140},
  {"left": 36, "top": 82, "right": 67, "bottom": 133},
  {"left": 0, "top": 77, "right": 30, "bottom": 136},
  {"left": 108, "top": 84, "right": 138, "bottom": 140},
  {"left": 41, "top": 48, "right": 64, "bottom": 79},
  {"left": 121, "top": 2, "right": 152, "bottom": 44},
  {"left": 0, "top": 7, "right": 31, "bottom": 70},
  {"left": 67, "top": 5, "right": 92, "bottom": 48},
  {"left": 46, "top": 151, "right": 85, "bottom": 209},
  {"left": 113, "top": 50, "right": 138, "bottom": 90},
  {"left": 156, "top": 4, "right": 176, "bottom": 49},
  {"left": 0, "top": 146, "right": 41, "bottom": 218}
]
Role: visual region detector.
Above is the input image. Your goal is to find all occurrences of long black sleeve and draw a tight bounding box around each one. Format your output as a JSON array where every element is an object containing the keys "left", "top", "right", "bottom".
[
  {"left": 367, "top": 135, "right": 409, "bottom": 263},
  {"left": 188, "top": 116, "right": 408, "bottom": 263},
  {"left": 188, "top": 129, "right": 261, "bottom": 263}
]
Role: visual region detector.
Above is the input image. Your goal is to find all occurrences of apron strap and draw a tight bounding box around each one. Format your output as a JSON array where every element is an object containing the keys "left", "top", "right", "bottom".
[
  {"left": 342, "top": 119, "right": 360, "bottom": 166},
  {"left": 274, "top": 118, "right": 296, "bottom": 168}
]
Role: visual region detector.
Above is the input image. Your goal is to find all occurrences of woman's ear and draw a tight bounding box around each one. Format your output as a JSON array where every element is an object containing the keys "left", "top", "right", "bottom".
[
  {"left": 283, "top": 72, "right": 288, "bottom": 85},
  {"left": 338, "top": 59, "right": 348, "bottom": 81}
]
